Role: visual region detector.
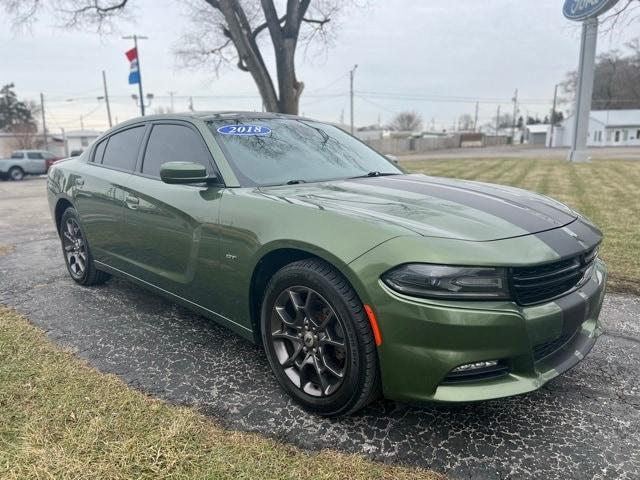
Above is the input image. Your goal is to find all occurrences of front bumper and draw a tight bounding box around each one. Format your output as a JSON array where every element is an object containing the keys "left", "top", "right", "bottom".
[{"left": 363, "top": 259, "right": 607, "bottom": 403}]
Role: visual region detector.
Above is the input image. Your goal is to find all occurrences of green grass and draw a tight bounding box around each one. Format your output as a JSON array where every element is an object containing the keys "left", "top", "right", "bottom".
[
  {"left": 402, "top": 158, "right": 640, "bottom": 295},
  {"left": 0, "top": 306, "right": 442, "bottom": 479}
]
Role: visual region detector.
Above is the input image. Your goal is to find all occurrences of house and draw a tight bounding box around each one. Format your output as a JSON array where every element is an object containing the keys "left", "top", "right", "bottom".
[
  {"left": 524, "top": 124, "right": 552, "bottom": 146},
  {"left": 550, "top": 109, "right": 640, "bottom": 147},
  {"left": 60, "top": 130, "right": 102, "bottom": 154}
]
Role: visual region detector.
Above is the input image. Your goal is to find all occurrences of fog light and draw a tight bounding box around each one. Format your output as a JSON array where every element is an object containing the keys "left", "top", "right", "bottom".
[{"left": 452, "top": 360, "right": 498, "bottom": 372}]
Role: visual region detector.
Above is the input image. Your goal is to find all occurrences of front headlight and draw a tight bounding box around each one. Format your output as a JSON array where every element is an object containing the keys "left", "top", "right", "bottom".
[{"left": 381, "top": 264, "right": 510, "bottom": 300}]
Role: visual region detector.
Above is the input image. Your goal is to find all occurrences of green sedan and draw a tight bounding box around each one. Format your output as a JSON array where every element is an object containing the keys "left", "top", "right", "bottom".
[{"left": 47, "top": 112, "right": 607, "bottom": 416}]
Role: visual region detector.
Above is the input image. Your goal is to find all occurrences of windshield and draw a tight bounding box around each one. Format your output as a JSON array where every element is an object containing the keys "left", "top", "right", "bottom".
[{"left": 206, "top": 117, "right": 402, "bottom": 186}]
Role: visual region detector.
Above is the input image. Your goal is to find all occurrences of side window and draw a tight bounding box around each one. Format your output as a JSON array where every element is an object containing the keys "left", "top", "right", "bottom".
[
  {"left": 27, "top": 152, "right": 44, "bottom": 159},
  {"left": 102, "top": 126, "right": 144, "bottom": 171},
  {"left": 93, "top": 138, "right": 108, "bottom": 163},
  {"left": 142, "top": 124, "right": 213, "bottom": 178}
]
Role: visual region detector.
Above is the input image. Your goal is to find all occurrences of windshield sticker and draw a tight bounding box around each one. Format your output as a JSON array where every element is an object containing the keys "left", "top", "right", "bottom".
[{"left": 216, "top": 124, "right": 271, "bottom": 136}]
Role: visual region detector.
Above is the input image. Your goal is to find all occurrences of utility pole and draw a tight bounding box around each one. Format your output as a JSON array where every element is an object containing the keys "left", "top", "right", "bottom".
[
  {"left": 102, "top": 70, "right": 113, "bottom": 128},
  {"left": 188, "top": 96, "right": 194, "bottom": 112},
  {"left": 168, "top": 91, "right": 176, "bottom": 113},
  {"left": 474, "top": 101, "right": 479, "bottom": 132},
  {"left": 549, "top": 83, "right": 559, "bottom": 148},
  {"left": 496, "top": 105, "right": 501, "bottom": 136},
  {"left": 80, "top": 115, "right": 84, "bottom": 130},
  {"left": 511, "top": 88, "right": 518, "bottom": 142},
  {"left": 61, "top": 128, "right": 69, "bottom": 157},
  {"left": 122, "top": 34, "right": 148, "bottom": 116},
  {"left": 349, "top": 64, "right": 358, "bottom": 135},
  {"left": 39, "top": 93, "right": 48, "bottom": 149}
]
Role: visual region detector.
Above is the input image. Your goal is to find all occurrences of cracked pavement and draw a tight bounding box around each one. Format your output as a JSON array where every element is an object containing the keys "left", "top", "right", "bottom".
[{"left": 1, "top": 178, "right": 639, "bottom": 479}]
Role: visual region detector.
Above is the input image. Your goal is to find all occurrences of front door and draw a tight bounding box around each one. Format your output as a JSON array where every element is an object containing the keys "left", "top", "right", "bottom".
[{"left": 122, "top": 121, "right": 224, "bottom": 311}]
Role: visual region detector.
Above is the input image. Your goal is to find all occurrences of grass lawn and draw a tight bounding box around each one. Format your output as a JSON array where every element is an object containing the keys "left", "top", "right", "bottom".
[
  {"left": 402, "top": 158, "right": 640, "bottom": 296},
  {"left": 0, "top": 306, "right": 441, "bottom": 480}
]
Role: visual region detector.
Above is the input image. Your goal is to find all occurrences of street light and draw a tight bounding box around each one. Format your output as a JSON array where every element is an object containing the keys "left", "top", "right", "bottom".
[{"left": 131, "top": 93, "right": 154, "bottom": 112}]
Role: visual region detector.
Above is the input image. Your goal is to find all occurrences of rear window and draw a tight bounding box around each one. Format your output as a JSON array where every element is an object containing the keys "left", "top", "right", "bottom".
[
  {"left": 93, "top": 139, "right": 107, "bottom": 164},
  {"left": 101, "top": 126, "right": 144, "bottom": 171},
  {"left": 10, "top": 152, "right": 23, "bottom": 159},
  {"left": 27, "top": 152, "right": 43, "bottom": 159}
]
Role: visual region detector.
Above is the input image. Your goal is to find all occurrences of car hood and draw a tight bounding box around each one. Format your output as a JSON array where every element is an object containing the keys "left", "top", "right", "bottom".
[{"left": 259, "top": 174, "right": 578, "bottom": 241}]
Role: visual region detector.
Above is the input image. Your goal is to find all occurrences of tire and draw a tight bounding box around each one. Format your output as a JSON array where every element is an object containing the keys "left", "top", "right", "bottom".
[
  {"left": 9, "top": 167, "right": 24, "bottom": 181},
  {"left": 261, "top": 258, "right": 380, "bottom": 417},
  {"left": 59, "top": 207, "right": 111, "bottom": 286}
]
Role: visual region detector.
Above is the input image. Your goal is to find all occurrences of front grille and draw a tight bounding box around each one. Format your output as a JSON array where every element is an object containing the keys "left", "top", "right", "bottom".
[
  {"left": 533, "top": 330, "right": 577, "bottom": 361},
  {"left": 510, "top": 247, "right": 598, "bottom": 305},
  {"left": 441, "top": 362, "right": 510, "bottom": 384}
]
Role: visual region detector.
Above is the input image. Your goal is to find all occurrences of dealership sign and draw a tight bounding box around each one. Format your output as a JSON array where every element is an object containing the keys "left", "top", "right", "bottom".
[{"left": 563, "top": 0, "right": 620, "bottom": 21}]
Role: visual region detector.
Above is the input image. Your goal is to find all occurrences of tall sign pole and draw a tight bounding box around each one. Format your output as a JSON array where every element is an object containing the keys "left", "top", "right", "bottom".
[
  {"left": 563, "top": 0, "right": 620, "bottom": 162},
  {"left": 349, "top": 64, "right": 358, "bottom": 135}
]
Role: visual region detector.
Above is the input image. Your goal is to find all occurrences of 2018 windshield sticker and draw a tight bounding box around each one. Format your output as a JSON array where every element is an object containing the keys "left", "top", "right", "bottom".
[{"left": 217, "top": 124, "right": 271, "bottom": 136}]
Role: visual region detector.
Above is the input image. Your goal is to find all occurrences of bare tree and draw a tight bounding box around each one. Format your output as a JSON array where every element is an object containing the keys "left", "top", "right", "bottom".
[
  {"left": 560, "top": 40, "right": 640, "bottom": 109},
  {"left": 387, "top": 111, "right": 423, "bottom": 132},
  {"left": 1, "top": 0, "right": 360, "bottom": 114},
  {"left": 9, "top": 123, "right": 43, "bottom": 150}
]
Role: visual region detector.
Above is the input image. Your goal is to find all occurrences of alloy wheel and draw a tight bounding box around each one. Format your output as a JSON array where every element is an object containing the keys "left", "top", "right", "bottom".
[
  {"left": 62, "top": 217, "right": 87, "bottom": 278},
  {"left": 270, "top": 286, "right": 348, "bottom": 397}
]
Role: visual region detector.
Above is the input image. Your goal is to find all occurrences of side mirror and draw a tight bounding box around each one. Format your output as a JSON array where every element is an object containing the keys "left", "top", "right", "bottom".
[
  {"left": 160, "top": 162, "right": 210, "bottom": 184},
  {"left": 386, "top": 154, "right": 399, "bottom": 165}
]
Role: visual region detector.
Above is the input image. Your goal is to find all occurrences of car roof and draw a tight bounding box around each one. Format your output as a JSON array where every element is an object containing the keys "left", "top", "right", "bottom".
[{"left": 112, "top": 111, "right": 313, "bottom": 129}]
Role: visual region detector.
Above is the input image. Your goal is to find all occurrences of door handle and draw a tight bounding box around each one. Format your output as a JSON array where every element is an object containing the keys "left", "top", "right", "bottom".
[
  {"left": 125, "top": 195, "right": 139, "bottom": 209},
  {"left": 75, "top": 178, "right": 84, "bottom": 186}
]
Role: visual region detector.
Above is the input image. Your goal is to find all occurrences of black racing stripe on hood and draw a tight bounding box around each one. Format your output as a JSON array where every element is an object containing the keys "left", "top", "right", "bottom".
[
  {"left": 356, "top": 176, "right": 571, "bottom": 234},
  {"left": 534, "top": 218, "right": 602, "bottom": 259}
]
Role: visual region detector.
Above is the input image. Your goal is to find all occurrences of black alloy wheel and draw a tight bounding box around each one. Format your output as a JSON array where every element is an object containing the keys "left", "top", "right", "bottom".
[
  {"left": 270, "top": 286, "right": 348, "bottom": 397},
  {"left": 261, "top": 258, "right": 380, "bottom": 417},
  {"left": 59, "top": 207, "right": 111, "bottom": 286}
]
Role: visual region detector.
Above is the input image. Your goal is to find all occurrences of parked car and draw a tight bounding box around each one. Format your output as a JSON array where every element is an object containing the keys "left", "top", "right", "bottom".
[
  {"left": 0, "top": 150, "right": 60, "bottom": 180},
  {"left": 46, "top": 113, "right": 607, "bottom": 416}
]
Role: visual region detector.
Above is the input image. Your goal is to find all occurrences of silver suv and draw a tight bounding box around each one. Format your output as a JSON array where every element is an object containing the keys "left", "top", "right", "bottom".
[{"left": 0, "top": 150, "right": 59, "bottom": 181}]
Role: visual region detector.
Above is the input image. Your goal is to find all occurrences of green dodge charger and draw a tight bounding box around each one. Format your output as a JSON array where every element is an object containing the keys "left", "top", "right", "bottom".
[{"left": 47, "top": 112, "right": 607, "bottom": 416}]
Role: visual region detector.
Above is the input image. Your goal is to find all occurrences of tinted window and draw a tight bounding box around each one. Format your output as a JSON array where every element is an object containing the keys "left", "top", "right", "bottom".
[
  {"left": 102, "top": 126, "right": 144, "bottom": 170},
  {"left": 142, "top": 124, "right": 213, "bottom": 177},
  {"left": 10, "top": 152, "right": 23, "bottom": 159},
  {"left": 93, "top": 139, "right": 107, "bottom": 163},
  {"left": 206, "top": 118, "right": 401, "bottom": 186},
  {"left": 27, "top": 152, "right": 43, "bottom": 159}
]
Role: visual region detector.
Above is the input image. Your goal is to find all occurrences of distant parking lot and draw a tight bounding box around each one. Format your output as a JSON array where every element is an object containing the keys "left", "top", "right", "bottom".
[{"left": 1, "top": 176, "right": 639, "bottom": 479}]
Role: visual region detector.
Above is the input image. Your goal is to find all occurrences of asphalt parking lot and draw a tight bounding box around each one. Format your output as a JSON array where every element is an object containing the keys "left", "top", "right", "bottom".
[{"left": 1, "top": 177, "right": 639, "bottom": 480}]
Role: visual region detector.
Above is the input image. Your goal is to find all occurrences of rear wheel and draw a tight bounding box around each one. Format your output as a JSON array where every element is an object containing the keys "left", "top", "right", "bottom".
[
  {"left": 9, "top": 167, "right": 24, "bottom": 181},
  {"left": 261, "top": 258, "right": 380, "bottom": 417},
  {"left": 60, "top": 207, "right": 110, "bottom": 286}
]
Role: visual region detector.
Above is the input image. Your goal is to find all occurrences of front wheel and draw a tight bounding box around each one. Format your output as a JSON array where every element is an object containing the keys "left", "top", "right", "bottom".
[
  {"left": 261, "top": 259, "right": 380, "bottom": 417},
  {"left": 60, "top": 207, "right": 111, "bottom": 286}
]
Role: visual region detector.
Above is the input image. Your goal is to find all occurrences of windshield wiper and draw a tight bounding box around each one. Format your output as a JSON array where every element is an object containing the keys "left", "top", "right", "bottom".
[
  {"left": 286, "top": 179, "right": 307, "bottom": 185},
  {"left": 348, "top": 171, "right": 400, "bottom": 179}
]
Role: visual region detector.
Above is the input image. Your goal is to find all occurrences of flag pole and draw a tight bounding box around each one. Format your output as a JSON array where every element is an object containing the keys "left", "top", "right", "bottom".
[{"left": 123, "top": 34, "right": 148, "bottom": 116}]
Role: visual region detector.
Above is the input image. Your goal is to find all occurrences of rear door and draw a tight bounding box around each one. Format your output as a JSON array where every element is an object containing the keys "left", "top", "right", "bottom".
[
  {"left": 26, "top": 151, "right": 46, "bottom": 173},
  {"left": 122, "top": 121, "right": 225, "bottom": 309},
  {"left": 73, "top": 124, "right": 146, "bottom": 270}
]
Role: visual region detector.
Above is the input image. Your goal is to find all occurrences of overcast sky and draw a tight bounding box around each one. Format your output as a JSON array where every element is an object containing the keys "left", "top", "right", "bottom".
[{"left": 1, "top": 0, "right": 637, "bottom": 132}]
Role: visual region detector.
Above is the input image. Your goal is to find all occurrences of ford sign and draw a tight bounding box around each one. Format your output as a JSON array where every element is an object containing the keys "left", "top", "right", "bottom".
[{"left": 563, "top": 0, "right": 620, "bottom": 21}]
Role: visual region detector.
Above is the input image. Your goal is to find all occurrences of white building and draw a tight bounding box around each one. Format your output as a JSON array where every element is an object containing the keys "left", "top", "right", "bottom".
[
  {"left": 551, "top": 109, "right": 640, "bottom": 147},
  {"left": 62, "top": 130, "right": 102, "bottom": 154}
]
